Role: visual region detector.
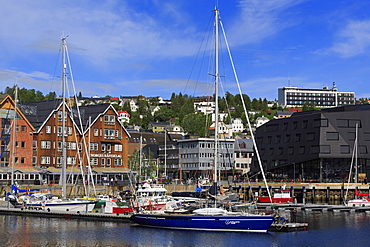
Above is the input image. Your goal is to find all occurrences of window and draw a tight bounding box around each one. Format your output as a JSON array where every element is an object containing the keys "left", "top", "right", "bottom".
[
  {"left": 21, "top": 125, "right": 26, "bottom": 132},
  {"left": 46, "top": 125, "right": 51, "bottom": 134},
  {"left": 102, "top": 144, "right": 106, "bottom": 153},
  {"left": 266, "top": 124, "right": 278, "bottom": 132},
  {"left": 327, "top": 132, "right": 339, "bottom": 140},
  {"left": 320, "top": 145, "right": 331, "bottom": 154},
  {"left": 104, "top": 129, "right": 115, "bottom": 139},
  {"left": 285, "top": 134, "right": 291, "bottom": 142},
  {"left": 299, "top": 146, "right": 305, "bottom": 154},
  {"left": 359, "top": 145, "right": 368, "bottom": 154},
  {"left": 114, "top": 144, "right": 122, "bottom": 152},
  {"left": 107, "top": 158, "right": 111, "bottom": 167},
  {"left": 107, "top": 144, "right": 111, "bottom": 153},
  {"left": 104, "top": 115, "right": 115, "bottom": 125},
  {"left": 41, "top": 156, "right": 50, "bottom": 164},
  {"left": 58, "top": 111, "right": 66, "bottom": 121},
  {"left": 292, "top": 121, "right": 297, "bottom": 130},
  {"left": 41, "top": 141, "right": 51, "bottom": 149},
  {"left": 67, "top": 142, "right": 76, "bottom": 150},
  {"left": 295, "top": 134, "right": 301, "bottom": 142},
  {"left": 302, "top": 120, "right": 308, "bottom": 129},
  {"left": 68, "top": 127, "right": 72, "bottom": 135},
  {"left": 90, "top": 143, "right": 98, "bottom": 151},
  {"left": 67, "top": 156, "right": 76, "bottom": 165},
  {"left": 337, "top": 119, "right": 348, "bottom": 128},
  {"left": 94, "top": 129, "right": 99, "bottom": 136},
  {"left": 306, "top": 133, "right": 315, "bottom": 141},
  {"left": 101, "top": 158, "right": 106, "bottom": 166},
  {"left": 282, "top": 122, "right": 288, "bottom": 131},
  {"left": 90, "top": 158, "right": 98, "bottom": 166},
  {"left": 114, "top": 158, "right": 122, "bottom": 166},
  {"left": 275, "top": 135, "right": 281, "bottom": 143},
  {"left": 288, "top": 147, "right": 294, "bottom": 155},
  {"left": 266, "top": 136, "right": 272, "bottom": 144},
  {"left": 349, "top": 120, "right": 361, "bottom": 128},
  {"left": 340, "top": 145, "right": 350, "bottom": 154}
]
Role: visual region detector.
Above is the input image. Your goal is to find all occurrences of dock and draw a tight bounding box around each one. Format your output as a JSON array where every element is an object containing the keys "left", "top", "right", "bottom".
[{"left": 0, "top": 206, "right": 132, "bottom": 222}]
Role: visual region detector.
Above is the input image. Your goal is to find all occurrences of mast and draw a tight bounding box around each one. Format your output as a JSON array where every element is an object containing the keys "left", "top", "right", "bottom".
[
  {"left": 61, "top": 37, "right": 67, "bottom": 198},
  {"left": 164, "top": 127, "right": 167, "bottom": 178},
  {"left": 355, "top": 122, "right": 358, "bottom": 183},
  {"left": 213, "top": 8, "right": 219, "bottom": 185},
  {"left": 139, "top": 134, "right": 143, "bottom": 182},
  {"left": 11, "top": 84, "right": 18, "bottom": 185}
]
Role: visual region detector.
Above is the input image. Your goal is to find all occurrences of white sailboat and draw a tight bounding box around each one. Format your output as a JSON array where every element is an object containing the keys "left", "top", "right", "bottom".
[
  {"left": 130, "top": 7, "right": 276, "bottom": 232},
  {"left": 20, "top": 37, "right": 95, "bottom": 212}
]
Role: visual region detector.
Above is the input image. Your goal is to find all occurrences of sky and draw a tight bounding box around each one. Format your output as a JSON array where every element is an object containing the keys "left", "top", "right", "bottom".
[{"left": 1, "top": 0, "right": 370, "bottom": 101}]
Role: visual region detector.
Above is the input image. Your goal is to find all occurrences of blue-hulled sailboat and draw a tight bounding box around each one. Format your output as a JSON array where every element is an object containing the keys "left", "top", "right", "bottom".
[{"left": 130, "top": 7, "right": 276, "bottom": 232}]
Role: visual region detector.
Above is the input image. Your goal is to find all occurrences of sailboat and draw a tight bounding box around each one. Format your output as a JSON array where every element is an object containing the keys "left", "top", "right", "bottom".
[
  {"left": 344, "top": 123, "right": 370, "bottom": 207},
  {"left": 130, "top": 8, "right": 276, "bottom": 232},
  {"left": 19, "top": 37, "right": 95, "bottom": 212}
]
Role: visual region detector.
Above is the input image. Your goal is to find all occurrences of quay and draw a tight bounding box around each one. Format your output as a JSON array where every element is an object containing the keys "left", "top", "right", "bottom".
[{"left": 0, "top": 206, "right": 132, "bottom": 222}]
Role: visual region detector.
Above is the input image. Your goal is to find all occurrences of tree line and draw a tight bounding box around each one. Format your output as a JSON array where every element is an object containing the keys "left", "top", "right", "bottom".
[
  {"left": 119, "top": 92, "right": 272, "bottom": 137},
  {"left": 4, "top": 86, "right": 309, "bottom": 137}
]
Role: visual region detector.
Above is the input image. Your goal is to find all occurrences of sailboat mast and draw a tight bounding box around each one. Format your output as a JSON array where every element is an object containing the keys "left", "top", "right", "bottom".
[
  {"left": 355, "top": 122, "right": 358, "bottom": 183},
  {"left": 11, "top": 84, "right": 18, "bottom": 186},
  {"left": 214, "top": 8, "right": 219, "bottom": 184},
  {"left": 61, "top": 37, "right": 67, "bottom": 198}
]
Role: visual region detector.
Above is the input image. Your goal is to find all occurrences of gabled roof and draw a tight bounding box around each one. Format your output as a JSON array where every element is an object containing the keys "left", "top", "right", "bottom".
[
  {"left": 18, "top": 99, "right": 63, "bottom": 131},
  {"left": 19, "top": 100, "right": 130, "bottom": 137},
  {"left": 1, "top": 94, "right": 35, "bottom": 131}
]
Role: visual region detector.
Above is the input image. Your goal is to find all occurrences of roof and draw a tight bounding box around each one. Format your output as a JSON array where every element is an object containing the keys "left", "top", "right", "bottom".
[
  {"left": 0, "top": 167, "right": 43, "bottom": 173},
  {"left": 19, "top": 100, "right": 129, "bottom": 136},
  {"left": 42, "top": 167, "right": 131, "bottom": 174},
  {"left": 275, "top": 110, "right": 295, "bottom": 116},
  {"left": 18, "top": 99, "right": 63, "bottom": 130}
]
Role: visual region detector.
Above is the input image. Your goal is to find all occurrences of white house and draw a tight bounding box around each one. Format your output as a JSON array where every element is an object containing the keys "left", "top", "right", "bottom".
[{"left": 255, "top": 116, "right": 269, "bottom": 128}]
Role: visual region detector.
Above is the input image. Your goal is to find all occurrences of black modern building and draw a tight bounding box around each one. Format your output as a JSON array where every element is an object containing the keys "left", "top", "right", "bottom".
[{"left": 251, "top": 105, "right": 370, "bottom": 182}]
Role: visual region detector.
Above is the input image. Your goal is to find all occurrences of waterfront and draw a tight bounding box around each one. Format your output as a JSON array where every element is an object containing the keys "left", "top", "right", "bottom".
[{"left": 1, "top": 210, "right": 370, "bottom": 246}]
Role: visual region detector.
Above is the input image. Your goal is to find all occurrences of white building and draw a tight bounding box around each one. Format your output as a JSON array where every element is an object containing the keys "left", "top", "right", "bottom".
[
  {"left": 234, "top": 139, "right": 253, "bottom": 175},
  {"left": 278, "top": 83, "right": 355, "bottom": 107},
  {"left": 229, "top": 118, "right": 244, "bottom": 133},
  {"left": 255, "top": 116, "right": 269, "bottom": 128},
  {"left": 194, "top": 101, "right": 215, "bottom": 115}
]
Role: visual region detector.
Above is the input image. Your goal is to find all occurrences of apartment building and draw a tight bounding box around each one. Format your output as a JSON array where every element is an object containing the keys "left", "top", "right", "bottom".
[{"left": 278, "top": 84, "right": 355, "bottom": 107}]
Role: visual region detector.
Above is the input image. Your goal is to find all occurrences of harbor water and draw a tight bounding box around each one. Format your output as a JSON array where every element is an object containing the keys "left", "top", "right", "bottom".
[{"left": 1, "top": 210, "right": 370, "bottom": 247}]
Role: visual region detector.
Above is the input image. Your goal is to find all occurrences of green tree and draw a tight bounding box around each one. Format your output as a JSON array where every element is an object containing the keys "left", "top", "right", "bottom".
[
  {"left": 154, "top": 107, "right": 174, "bottom": 122},
  {"left": 45, "top": 91, "right": 56, "bottom": 100},
  {"left": 182, "top": 113, "right": 211, "bottom": 137}
]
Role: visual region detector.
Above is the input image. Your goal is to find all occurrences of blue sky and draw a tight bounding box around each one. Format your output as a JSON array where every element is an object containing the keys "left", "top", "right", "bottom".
[{"left": 1, "top": 0, "right": 370, "bottom": 101}]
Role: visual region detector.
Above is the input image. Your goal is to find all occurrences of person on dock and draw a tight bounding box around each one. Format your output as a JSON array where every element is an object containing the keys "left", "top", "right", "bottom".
[{"left": 291, "top": 208, "right": 297, "bottom": 222}]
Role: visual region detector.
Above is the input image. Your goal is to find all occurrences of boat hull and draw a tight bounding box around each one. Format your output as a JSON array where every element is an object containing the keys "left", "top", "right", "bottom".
[
  {"left": 25, "top": 201, "right": 95, "bottom": 212},
  {"left": 130, "top": 213, "right": 275, "bottom": 232},
  {"left": 256, "top": 197, "right": 293, "bottom": 203}
]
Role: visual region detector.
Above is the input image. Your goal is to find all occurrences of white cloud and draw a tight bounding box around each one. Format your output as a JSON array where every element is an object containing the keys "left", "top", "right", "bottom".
[
  {"left": 227, "top": 0, "right": 307, "bottom": 46},
  {"left": 330, "top": 19, "right": 370, "bottom": 57}
]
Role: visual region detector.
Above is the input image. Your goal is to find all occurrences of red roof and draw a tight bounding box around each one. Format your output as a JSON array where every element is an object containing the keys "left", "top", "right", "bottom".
[{"left": 288, "top": 108, "right": 302, "bottom": 112}]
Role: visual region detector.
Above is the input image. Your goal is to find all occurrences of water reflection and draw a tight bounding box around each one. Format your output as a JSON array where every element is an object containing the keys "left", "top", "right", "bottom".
[{"left": 0, "top": 211, "right": 370, "bottom": 246}]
